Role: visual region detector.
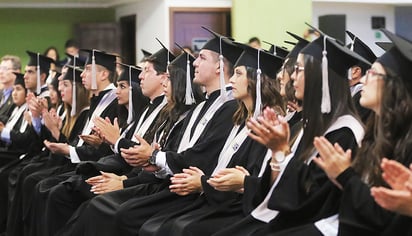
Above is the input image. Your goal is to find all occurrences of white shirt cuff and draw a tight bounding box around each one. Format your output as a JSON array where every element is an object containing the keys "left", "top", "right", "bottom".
[
  {"left": 1, "top": 127, "right": 12, "bottom": 144},
  {"left": 155, "top": 151, "right": 173, "bottom": 176},
  {"left": 69, "top": 145, "right": 81, "bottom": 163}
]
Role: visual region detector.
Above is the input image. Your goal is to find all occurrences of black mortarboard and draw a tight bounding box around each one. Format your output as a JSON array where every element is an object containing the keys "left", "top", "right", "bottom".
[
  {"left": 262, "top": 41, "right": 290, "bottom": 58},
  {"left": 13, "top": 72, "right": 25, "bottom": 88},
  {"left": 285, "top": 31, "right": 310, "bottom": 59},
  {"left": 234, "top": 42, "right": 284, "bottom": 118},
  {"left": 26, "top": 50, "right": 55, "bottom": 73},
  {"left": 234, "top": 43, "right": 284, "bottom": 79},
  {"left": 81, "top": 49, "right": 117, "bottom": 72},
  {"left": 27, "top": 50, "right": 55, "bottom": 94},
  {"left": 377, "top": 29, "right": 412, "bottom": 93},
  {"left": 346, "top": 30, "right": 377, "bottom": 64},
  {"left": 375, "top": 42, "right": 393, "bottom": 52},
  {"left": 117, "top": 63, "right": 141, "bottom": 84},
  {"left": 64, "top": 65, "right": 83, "bottom": 116},
  {"left": 172, "top": 43, "right": 197, "bottom": 105},
  {"left": 81, "top": 49, "right": 117, "bottom": 90},
  {"left": 141, "top": 49, "right": 152, "bottom": 58},
  {"left": 63, "top": 65, "right": 83, "bottom": 83},
  {"left": 301, "top": 35, "right": 370, "bottom": 113},
  {"left": 64, "top": 53, "right": 86, "bottom": 67},
  {"left": 145, "top": 38, "right": 176, "bottom": 74},
  {"left": 117, "top": 63, "right": 142, "bottom": 124},
  {"left": 201, "top": 26, "right": 242, "bottom": 101}
]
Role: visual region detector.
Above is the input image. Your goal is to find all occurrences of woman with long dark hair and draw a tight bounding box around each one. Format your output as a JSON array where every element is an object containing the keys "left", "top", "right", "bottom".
[
  {"left": 213, "top": 34, "right": 367, "bottom": 236},
  {"left": 314, "top": 29, "right": 412, "bottom": 235},
  {"left": 138, "top": 43, "right": 285, "bottom": 236}
]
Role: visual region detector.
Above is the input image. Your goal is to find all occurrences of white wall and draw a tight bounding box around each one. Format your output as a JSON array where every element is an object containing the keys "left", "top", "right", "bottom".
[
  {"left": 313, "top": 2, "right": 394, "bottom": 56},
  {"left": 115, "top": 0, "right": 232, "bottom": 63}
]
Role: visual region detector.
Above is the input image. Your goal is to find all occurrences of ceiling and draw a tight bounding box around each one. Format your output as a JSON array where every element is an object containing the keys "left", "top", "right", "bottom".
[{"left": 0, "top": 0, "right": 139, "bottom": 8}]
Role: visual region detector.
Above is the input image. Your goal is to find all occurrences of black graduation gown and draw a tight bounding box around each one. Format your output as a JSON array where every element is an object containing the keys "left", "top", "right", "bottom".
[
  {"left": 56, "top": 93, "right": 237, "bottom": 236},
  {"left": 0, "top": 92, "right": 15, "bottom": 124},
  {"left": 139, "top": 134, "right": 269, "bottom": 236},
  {"left": 213, "top": 127, "right": 359, "bottom": 236},
  {"left": 5, "top": 109, "right": 89, "bottom": 236},
  {"left": 6, "top": 88, "right": 117, "bottom": 236},
  {"left": 352, "top": 89, "right": 371, "bottom": 124},
  {"left": 39, "top": 96, "right": 167, "bottom": 236},
  {"left": 0, "top": 106, "right": 39, "bottom": 166},
  {"left": 334, "top": 152, "right": 412, "bottom": 236}
]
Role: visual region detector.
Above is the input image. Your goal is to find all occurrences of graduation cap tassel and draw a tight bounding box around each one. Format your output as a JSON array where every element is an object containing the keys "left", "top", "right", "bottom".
[
  {"left": 321, "top": 36, "right": 331, "bottom": 114},
  {"left": 91, "top": 51, "right": 97, "bottom": 90},
  {"left": 253, "top": 50, "right": 262, "bottom": 119},
  {"left": 185, "top": 54, "right": 195, "bottom": 105},
  {"left": 71, "top": 58, "right": 77, "bottom": 117},
  {"left": 348, "top": 36, "right": 356, "bottom": 80},
  {"left": 219, "top": 37, "right": 227, "bottom": 102},
  {"left": 71, "top": 57, "right": 77, "bottom": 116},
  {"left": 127, "top": 67, "right": 133, "bottom": 124},
  {"left": 36, "top": 53, "right": 41, "bottom": 95}
]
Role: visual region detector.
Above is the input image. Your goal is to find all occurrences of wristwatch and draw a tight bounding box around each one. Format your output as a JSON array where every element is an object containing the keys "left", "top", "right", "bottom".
[{"left": 148, "top": 149, "right": 159, "bottom": 165}]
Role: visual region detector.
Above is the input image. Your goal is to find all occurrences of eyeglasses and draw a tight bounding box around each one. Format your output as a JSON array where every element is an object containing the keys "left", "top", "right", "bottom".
[
  {"left": 365, "top": 69, "right": 386, "bottom": 83},
  {"left": 294, "top": 65, "right": 304, "bottom": 76}
]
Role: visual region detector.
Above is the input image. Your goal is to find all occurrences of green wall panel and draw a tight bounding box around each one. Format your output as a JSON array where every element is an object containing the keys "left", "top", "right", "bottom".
[
  {"left": 232, "top": 0, "right": 312, "bottom": 50},
  {"left": 0, "top": 8, "right": 115, "bottom": 67}
]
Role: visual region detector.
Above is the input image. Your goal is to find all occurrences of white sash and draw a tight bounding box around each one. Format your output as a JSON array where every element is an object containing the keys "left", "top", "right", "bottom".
[
  {"left": 251, "top": 129, "right": 303, "bottom": 223},
  {"left": 252, "top": 115, "right": 364, "bottom": 223},
  {"left": 178, "top": 95, "right": 228, "bottom": 153},
  {"left": 77, "top": 86, "right": 117, "bottom": 146},
  {"left": 5, "top": 104, "right": 27, "bottom": 131},
  {"left": 212, "top": 125, "right": 248, "bottom": 175},
  {"left": 258, "top": 150, "right": 273, "bottom": 177},
  {"left": 131, "top": 96, "right": 167, "bottom": 142}
]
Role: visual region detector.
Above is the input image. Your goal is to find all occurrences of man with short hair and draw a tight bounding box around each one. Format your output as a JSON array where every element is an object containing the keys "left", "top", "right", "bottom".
[{"left": 0, "top": 55, "right": 21, "bottom": 123}]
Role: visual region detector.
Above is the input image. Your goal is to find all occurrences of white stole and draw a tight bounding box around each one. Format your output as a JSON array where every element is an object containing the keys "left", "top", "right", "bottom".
[
  {"left": 178, "top": 95, "right": 227, "bottom": 153},
  {"left": 251, "top": 115, "right": 364, "bottom": 223},
  {"left": 5, "top": 104, "right": 27, "bottom": 132},
  {"left": 77, "top": 85, "right": 117, "bottom": 146},
  {"left": 131, "top": 96, "right": 167, "bottom": 142},
  {"left": 211, "top": 125, "right": 248, "bottom": 175}
]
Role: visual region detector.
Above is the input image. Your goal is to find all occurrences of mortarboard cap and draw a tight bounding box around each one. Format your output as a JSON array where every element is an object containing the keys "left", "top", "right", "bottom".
[
  {"left": 375, "top": 41, "right": 393, "bottom": 52},
  {"left": 64, "top": 65, "right": 83, "bottom": 116},
  {"left": 234, "top": 42, "right": 284, "bottom": 118},
  {"left": 27, "top": 50, "right": 55, "bottom": 94},
  {"left": 376, "top": 29, "right": 412, "bottom": 93},
  {"left": 81, "top": 49, "right": 117, "bottom": 90},
  {"left": 172, "top": 43, "right": 197, "bottom": 105},
  {"left": 117, "top": 63, "right": 142, "bottom": 124},
  {"left": 301, "top": 35, "right": 370, "bottom": 113},
  {"left": 285, "top": 31, "right": 310, "bottom": 59},
  {"left": 64, "top": 53, "right": 86, "bottom": 67},
  {"left": 13, "top": 72, "right": 25, "bottom": 88},
  {"left": 141, "top": 49, "right": 152, "bottom": 59},
  {"left": 346, "top": 30, "right": 377, "bottom": 64},
  {"left": 201, "top": 26, "right": 242, "bottom": 101},
  {"left": 145, "top": 38, "right": 176, "bottom": 74},
  {"left": 262, "top": 41, "right": 290, "bottom": 58}
]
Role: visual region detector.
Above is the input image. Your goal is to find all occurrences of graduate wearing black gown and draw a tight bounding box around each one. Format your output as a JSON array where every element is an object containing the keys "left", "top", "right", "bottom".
[
  {"left": 56, "top": 28, "right": 241, "bottom": 236},
  {"left": 313, "top": 29, "right": 412, "bottom": 236},
  {"left": 139, "top": 42, "right": 286, "bottom": 236},
  {"left": 213, "top": 33, "right": 369, "bottom": 236}
]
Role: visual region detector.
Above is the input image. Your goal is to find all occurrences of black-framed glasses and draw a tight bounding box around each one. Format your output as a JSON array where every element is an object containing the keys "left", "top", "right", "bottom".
[
  {"left": 294, "top": 65, "right": 304, "bottom": 76},
  {"left": 365, "top": 69, "right": 386, "bottom": 83}
]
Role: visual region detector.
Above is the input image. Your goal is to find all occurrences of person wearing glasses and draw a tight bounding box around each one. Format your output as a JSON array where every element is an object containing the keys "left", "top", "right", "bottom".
[
  {"left": 213, "top": 34, "right": 367, "bottom": 236},
  {"left": 0, "top": 55, "right": 21, "bottom": 123},
  {"left": 314, "top": 29, "right": 412, "bottom": 235}
]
